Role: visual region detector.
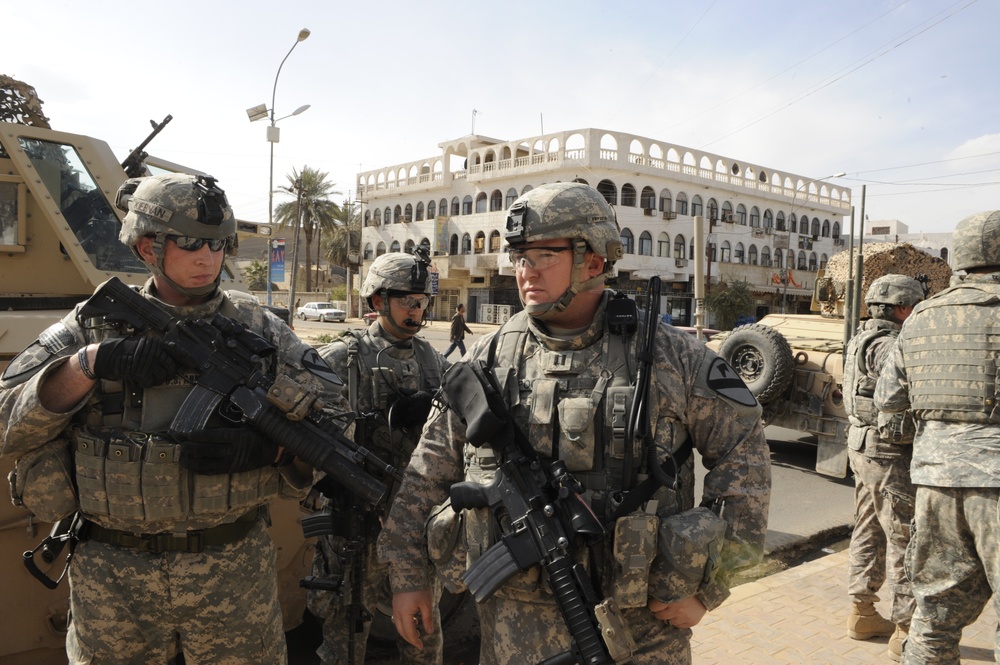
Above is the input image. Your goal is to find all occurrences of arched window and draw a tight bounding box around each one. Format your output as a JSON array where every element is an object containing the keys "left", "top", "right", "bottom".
[
  {"left": 734, "top": 242, "right": 745, "bottom": 264},
  {"left": 821, "top": 219, "right": 830, "bottom": 237},
  {"left": 736, "top": 204, "right": 748, "bottom": 225},
  {"left": 820, "top": 253, "right": 829, "bottom": 270},
  {"left": 404, "top": 203, "right": 413, "bottom": 222},
  {"left": 364, "top": 209, "right": 372, "bottom": 225},
  {"left": 720, "top": 241, "right": 731, "bottom": 263},
  {"left": 420, "top": 238, "right": 431, "bottom": 254},
  {"left": 404, "top": 239, "right": 415, "bottom": 253},
  {"left": 691, "top": 195, "right": 703, "bottom": 217},
  {"left": 394, "top": 205, "right": 403, "bottom": 223},
  {"left": 384, "top": 207, "right": 392, "bottom": 224},
  {"left": 811, "top": 217, "right": 820, "bottom": 238},
  {"left": 749, "top": 207, "right": 760, "bottom": 227},
  {"left": 640, "top": 186, "right": 656, "bottom": 210},
  {"left": 707, "top": 198, "right": 719, "bottom": 222},
  {"left": 621, "top": 183, "right": 637, "bottom": 207},
  {"left": 462, "top": 233, "right": 472, "bottom": 254},
  {"left": 620, "top": 228, "right": 634, "bottom": 254},
  {"left": 798, "top": 250, "right": 807, "bottom": 270},
  {"left": 659, "top": 188, "right": 673, "bottom": 213},
  {"left": 597, "top": 179, "right": 618, "bottom": 205},
  {"left": 376, "top": 242, "right": 387, "bottom": 256},
  {"left": 427, "top": 200, "right": 436, "bottom": 219},
  {"left": 462, "top": 196, "right": 473, "bottom": 215},
  {"left": 748, "top": 244, "right": 758, "bottom": 265},
  {"left": 506, "top": 188, "right": 518, "bottom": 208},
  {"left": 639, "top": 231, "right": 652, "bottom": 255},
  {"left": 761, "top": 246, "right": 772, "bottom": 266},
  {"left": 776, "top": 211, "right": 786, "bottom": 231},
  {"left": 675, "top": 192, "right": 688, "bottom": 215},
  {"left": 489, "top": 230, "right": 502, "bottom": 252},
  {"left": 415, "top": 202, "right": 424, "bottom": 221},
  {"left": 373, "top": 208, "right": 382, "bottom": 224},
  {"left": 763, "top": 210, "right": 773, "bottom": 229},
  {"left": 363, "top": 242, "right": 373, "bottom": 260},
  {"left": 449, "top": 234, "right": 458, "bottom": 255},
  {"left": 809, "top": 252, "right": 818, "bottom": 271},
  {"left": 490, "top": 190, "right": 503, "bottom": 211},
  {"left": 833, "top": 221, "right": 842, "bottom": 239},
  {"left": 475, "top": 192, "right": 488, "bottom": 213},
  {"left": 799, "top": 216, "right": 809, "bottom": 235},
  {"left": 673, "top": 235, "right": 686, "bottom": 259},
  {"left": 440, "top": 199, "right": 448, "bottom": 216},
  {"left": 774, "top": 249, "right": 783, "bottom": 269},
  {"left": 390, "top": 240, "right": 401, "bottom": 252},
  {"left": 474, "top": 231, "right": 486, "bottom": 254},
  {"left": 657, "top": 232, "right": 670, "bottom": 257}
]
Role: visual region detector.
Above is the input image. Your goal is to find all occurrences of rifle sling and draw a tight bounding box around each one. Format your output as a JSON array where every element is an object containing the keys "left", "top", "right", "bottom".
[{"left": 611, "top": 439, "right": 694, "bottom": 520}]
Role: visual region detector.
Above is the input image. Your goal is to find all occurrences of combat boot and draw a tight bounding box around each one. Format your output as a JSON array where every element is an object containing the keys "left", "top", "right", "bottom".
[
  {"left": 847, "top": 601, "right": 895, "bottom": 640},
  {"left": 888, "top": 624, "right": 908, "bottom": 662}
]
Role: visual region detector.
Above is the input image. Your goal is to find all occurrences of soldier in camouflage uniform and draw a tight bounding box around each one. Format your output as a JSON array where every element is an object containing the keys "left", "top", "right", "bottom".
[
  {"left": 377, "top": 182, "right": 771, "bottom": 664},
  {"left": 876, "top": 210, "right": 1000, "bottom": 665},
  {"left": 844, "top": 275, "right": 922, "bottom": 661},
  {"left": 307, "top": 251, "right": 449, "bottom": 664},
  {"left": 0, "top": 173, "right": 343, "bottom": 664}
]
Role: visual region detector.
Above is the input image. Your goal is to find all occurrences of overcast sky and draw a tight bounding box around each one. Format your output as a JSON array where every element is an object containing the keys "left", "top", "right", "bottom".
[{"left": 6, "top": 0, "right": 997, "bottom": 233}]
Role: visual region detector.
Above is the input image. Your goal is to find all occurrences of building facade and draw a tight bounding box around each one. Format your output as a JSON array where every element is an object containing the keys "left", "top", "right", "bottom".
[{"left": 356, "top": 128, "right": 851, "bottom": 326}]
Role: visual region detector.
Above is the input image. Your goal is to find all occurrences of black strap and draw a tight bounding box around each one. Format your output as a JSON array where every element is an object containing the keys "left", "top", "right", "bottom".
[
  {"left": 611, "top": 439, "right": 694, "bottom": 520},
  {"left": 82, "top": 508, "right": 261, "bottom": 553}
]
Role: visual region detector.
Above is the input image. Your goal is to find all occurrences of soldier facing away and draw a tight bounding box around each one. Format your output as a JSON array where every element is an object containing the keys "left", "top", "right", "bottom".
[
  {"left": 0, "top": 173, "right": 343, "bottom": 664},
  {"left": 377, "top": 182, "right": 771, "bottom": 664},
  {"left": 876, "top": 210, "right": 1000, "bottom": 665},
  {"left": 843, "top": 274, "right": 923, "bottom": 661},
  {"left": 307, "top": 250, "right": 449, "bottom": 664}
]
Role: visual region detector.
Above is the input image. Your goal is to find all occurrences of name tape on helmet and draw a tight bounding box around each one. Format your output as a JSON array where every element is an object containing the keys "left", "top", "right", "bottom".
[{"left": 131, "top": 199, "right": 173, "bottom": 223}]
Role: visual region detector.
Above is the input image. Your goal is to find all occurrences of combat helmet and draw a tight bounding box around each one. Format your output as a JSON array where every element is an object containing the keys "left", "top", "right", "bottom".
[
  {"left": 505, "top": 182, "right": 623, "bottom": 319},
  {"left": 865, "top": 275, "right": 924, "bottom": 307},
  {"left": 952, "top": 210, "right": 1000, "bottom": 272},
  {"left": 361, "top": 249, "right": 433, "bottom": 333},
  {"left": 115, "top": 173, "right": 235, "bottom": 297}
]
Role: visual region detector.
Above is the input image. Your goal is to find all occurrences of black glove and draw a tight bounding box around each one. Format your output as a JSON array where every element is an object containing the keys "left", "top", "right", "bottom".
[
  {"left": 388, "top": 391, "right": 435, "bottom": 431},
  {"left": 176, "top": 427, "right": 280, "bottom": 475},
  {"left": 92, "top": 337, "right": 181, "bottom": 388}
]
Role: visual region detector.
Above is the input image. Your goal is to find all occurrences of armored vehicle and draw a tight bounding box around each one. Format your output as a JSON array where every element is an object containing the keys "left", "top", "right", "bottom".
[
  {"left": 707, "top": 242, "right": 952, "bottom": 478},
  {"left": 0, "top": 78, "right": 305, "bottom": 664}
]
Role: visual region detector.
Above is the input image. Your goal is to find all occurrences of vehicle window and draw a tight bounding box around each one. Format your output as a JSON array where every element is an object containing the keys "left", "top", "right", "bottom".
[{"left": 17, "top": 137, "right": 146, "bottom": 273}]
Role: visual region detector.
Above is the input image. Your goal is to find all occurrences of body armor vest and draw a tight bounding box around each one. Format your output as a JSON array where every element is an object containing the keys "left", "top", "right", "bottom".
[
  {"left": 844, "top": 320, "right": 897, "bottom": 428},
  {"left": 343, "top": 328, "right": 444, "bottom": 468},
  {"left": 71, "top": 290, "right": 281, "bottom": 532},
  {"left": 900, "top": 280, "right": 1000, "bottom": 424},
  {"left": 467, "top": 308, "right": 639, "bottom": 522}
]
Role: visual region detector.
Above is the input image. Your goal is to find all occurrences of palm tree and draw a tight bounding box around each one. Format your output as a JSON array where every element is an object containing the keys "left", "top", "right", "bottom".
[
  {"left": 322, "top": 198, "right": 361, "bottom": 268},
  {"left": 274, "top": 166, "right": 341, "bottom": 294}
]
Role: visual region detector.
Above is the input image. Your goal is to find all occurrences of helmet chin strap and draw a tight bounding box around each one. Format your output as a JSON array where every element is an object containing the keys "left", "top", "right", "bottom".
[{"left": 377, "top": 290, "right": 425, "bottom": 339}]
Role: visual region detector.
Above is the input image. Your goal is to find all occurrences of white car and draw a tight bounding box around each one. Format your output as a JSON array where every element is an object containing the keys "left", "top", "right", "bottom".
[{"left": 296, "top": 301, "right": 346, "bottom": 322}]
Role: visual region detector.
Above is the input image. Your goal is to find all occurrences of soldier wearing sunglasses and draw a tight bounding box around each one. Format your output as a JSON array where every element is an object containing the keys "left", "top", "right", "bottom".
[
  {"left": 0, "top": 173, "right": 344, "bottom": 664},
  {"left": 307, "top": 250, "right": 449, "bottom": 664}
]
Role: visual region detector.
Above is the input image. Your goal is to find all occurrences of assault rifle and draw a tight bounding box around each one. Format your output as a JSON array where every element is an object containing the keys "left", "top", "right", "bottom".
[
  {"left": 300, "top": 490, "right": 375, "bottom": 664},
  {"left": 121, "top": 115, "right": 172, "bottom": 178},
  {"left": 78, "top": 277, "right": 397, "bottom": 507},
  {"left": 444, "top": 361, "right": 635, "bottom": 665}
]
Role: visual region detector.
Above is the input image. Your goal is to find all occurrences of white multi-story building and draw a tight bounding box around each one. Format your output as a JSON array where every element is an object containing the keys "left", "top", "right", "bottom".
[{"left": 356, "top": 128, "right": 851, "bottom": 326}]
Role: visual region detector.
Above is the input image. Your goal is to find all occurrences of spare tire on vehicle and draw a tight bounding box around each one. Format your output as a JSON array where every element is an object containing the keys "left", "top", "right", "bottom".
[{"left": 717, "top": 323, "right": 795, "bottom": 404}]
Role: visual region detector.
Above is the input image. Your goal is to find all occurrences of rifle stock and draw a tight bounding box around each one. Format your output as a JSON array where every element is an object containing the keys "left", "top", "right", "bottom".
[{"left": 78, "top": 277, "right": 395, "bottom": 507}]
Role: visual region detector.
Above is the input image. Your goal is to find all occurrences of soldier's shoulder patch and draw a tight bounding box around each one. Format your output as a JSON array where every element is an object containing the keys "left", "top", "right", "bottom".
[
  {"left": 1, "top": 322, "right": 78, "bottom": 386},
  {"left": 705, "top": 357, "right": 758, "bottom": 407},
  {"left": 302, "top": 347, "right": 343, "bottom": 385}
]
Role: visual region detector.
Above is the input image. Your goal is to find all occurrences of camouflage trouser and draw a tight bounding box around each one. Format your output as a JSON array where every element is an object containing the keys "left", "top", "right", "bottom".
[
  {"left": 476, "top": 587, "right": 691, "bottom": 665},
  {"left": 902, "top": 486, "right": 1000, "bottom": 665},
  {"left": 309, "top": 534, "right": 443, "bottom": 665},
  {"left": 66, "top": 518, "right": 286, "bottom": 665},
  {"left": 847, "top": 445, "right": 916, "bottom": 626}
]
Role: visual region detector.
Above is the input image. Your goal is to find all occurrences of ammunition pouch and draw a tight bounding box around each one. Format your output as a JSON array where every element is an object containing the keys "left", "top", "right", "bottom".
[
  {"left": 648, "top": 507, "right": 727, "bottom": 604},
  {"left": 8, "top": 438, "right": 78, "bottom": 523}
]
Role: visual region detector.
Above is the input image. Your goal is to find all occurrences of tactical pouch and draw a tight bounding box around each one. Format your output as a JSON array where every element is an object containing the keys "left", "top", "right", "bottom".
[
  {"left": 8, "top": 438, "right": 77, "bottom": 522},
  {"left": 648, "top": 507, "right": 727, "bottom": 603},
  {"left": 425, "top": 498, "right": 468, "bottom": 594},
  {"left": 370, "top": 367, "right": 395, "bottom": 410},
  {"left": 609, "top": 512, "right": 658, "bottom": 608},
  {"left": 557, "top": 395, "right": 598, "bottom": 472}
]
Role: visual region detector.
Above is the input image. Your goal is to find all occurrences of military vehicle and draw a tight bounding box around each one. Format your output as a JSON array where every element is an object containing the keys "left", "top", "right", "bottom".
[
  {"left": 707, "top": 242, "right": 951, "bottom": 478},
  {"left": 0, "top": 77, "right": 306, "bottom": 664}
]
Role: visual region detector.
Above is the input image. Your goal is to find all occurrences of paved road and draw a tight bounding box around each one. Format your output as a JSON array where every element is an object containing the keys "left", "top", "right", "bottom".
[{"left": 287, "top": 318, "right": 858, "bottom": 663}]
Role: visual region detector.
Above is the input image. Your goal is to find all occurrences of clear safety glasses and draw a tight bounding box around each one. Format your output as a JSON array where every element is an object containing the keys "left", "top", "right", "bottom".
[
  {"left": 507, "top": 246, "right": 572, "bottom": 271},
  {"left": 393, "top": 295, "right": 430, "bottom": 310}
]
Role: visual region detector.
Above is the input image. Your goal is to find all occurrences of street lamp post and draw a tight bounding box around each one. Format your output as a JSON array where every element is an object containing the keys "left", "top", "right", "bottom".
[{"left": 247, "top": 28, "right": 310, "bottom": 306}]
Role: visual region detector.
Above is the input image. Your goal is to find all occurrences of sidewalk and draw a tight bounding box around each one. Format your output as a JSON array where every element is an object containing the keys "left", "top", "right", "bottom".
[{"left": 692, "top": 545, "right": 997, "bottom": 664}]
